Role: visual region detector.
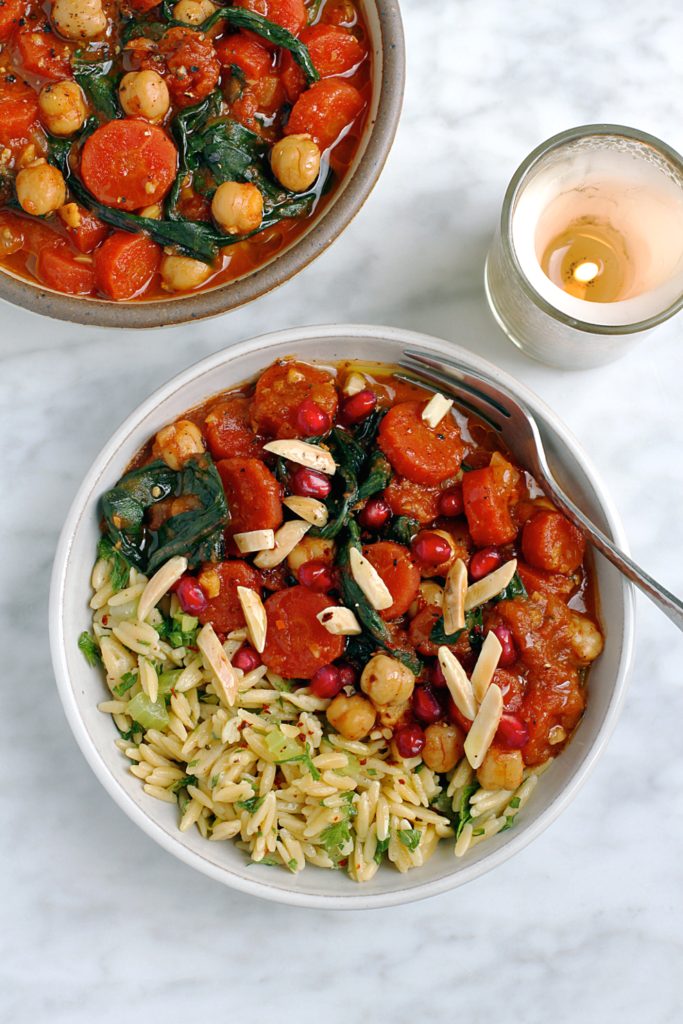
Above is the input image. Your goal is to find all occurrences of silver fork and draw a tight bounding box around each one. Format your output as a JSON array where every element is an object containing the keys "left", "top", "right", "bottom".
[{"left": 400, "top": 349, "right": 683, "bottom": 632}]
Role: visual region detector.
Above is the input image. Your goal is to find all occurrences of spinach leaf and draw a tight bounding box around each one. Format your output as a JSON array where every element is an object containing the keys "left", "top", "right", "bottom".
[
  {"left": 398, "top": 828, "right": 421, "bottom": 851},
  {"left": 201, "top": 8, "right": 319, "bottom": 84},
  {"left": 339, "top": 520, "right": 388, "bottom": 643},
  {"left": 46, "top": 134, "right": 73, "bottom": 175},
  {"left": 306, "top": 0, "right": 325, "bottom": 24},
  {"left": 344, "top": 630, "right": 379, "bottom": 669},
  {"left": 351, "top": 407, "right": 386, "bottom": 445},
  {"left": 373, "top": 834, "right": 390, "bottom": 865},
  {"left": 192, "top": 119, "right": 268, "bottom": 184},
  {"left": 456, "top": 781, "right": 480, "bottom": 840},
  {"left": 78, "top": 631, "right": 102, "bottom": 667},
  {"left": 429, "top": 607, "right": 483, "bottom": 651},
  {"left": 314, "top": 429, "right": 360, "bottom": 539},
  {"left": 72, "top": 53, "right": 121, "bottom": 121},
  {"left": 96, "top": 536, "right": 131, "bottom": 592},
  {"left": 357, "top": 450, "right": 392, "bottom": 501},
  {"left": 120, "top": 19, "right": 167, "bottom": 44},
  {"left": 383, "top": 515, "right": 419, "bottom": 547},
  {"left": 492, "top": 571, "right": 528, "bottom": 603}
]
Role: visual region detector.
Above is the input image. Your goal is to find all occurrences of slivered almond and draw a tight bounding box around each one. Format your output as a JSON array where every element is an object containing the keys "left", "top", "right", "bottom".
[
  {"left": 262, "top": 439, "right": 336, "bottom": 475},
  {"left": 237, "top": 586, "right": 267, "bottom": 652},
  {"left": 316, "top": 606, "right": 362, "bottom": 635},
  {"left": 233, "top": 529, "right": 276, "bottom": 554},
  {"left": 282, "top": 495, "right": 329, "bottom": 527},
  {"left": 349, "top": 547, "right": 393, "bottom": 611},
  {"left": 464, "top": 684, "right": 504, "bottom": 768},
  {"left": 253, "top": 520, "right": 310, "bottom": 569},
  {"left": 421, "top": 392, "right": 454, "bottom": 428},
  {"left": 137, "top": 555, "right": 188, "bottom": 622},
  {"left": 470, "top": 631, "right": 502, "bottom": 703},
  {"left": 437, "top": 647, "right": 476, "bottom": 721},
  {"left": 343, "top": 371, "right": 367, "bottom": 396},
  {"left": 464, "top": 559, "right": 517, "bottom": 611},
  {"left": 443, "top": 559, "right": 467, "bottom": 634},
  {"left": 197, "top": 623, "right": 239, "bottom": 705}
]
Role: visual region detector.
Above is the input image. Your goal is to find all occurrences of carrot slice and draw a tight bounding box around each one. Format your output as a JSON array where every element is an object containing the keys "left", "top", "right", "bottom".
[
  {"left": 198, "top": 560, "right": 263, "bottom": 634},
  {"left": 280, "top": 25, "right": 365, "bottom": 101},
  {"left": 461, "top": 465, "right": 519, "bottom": 547},
  {"left": 383, "top": 475, "right": 442, "bottom": 525},
  {"left": 205, "top": 396, "right": 268, "bottom": 460},
  {"left": 215, "top": 31, "right": 273, "bottom": 78},
  {"left": 0, "top": 0, "right": 23, "bottom": 42},
  {"left": 80, "top": 121, "right": 178, "bottom": 212},
  {"left": 379, "top": 400, "right": 466, "bottom": 487},
  {"left": 0, "top": 73, "right": 40, "bottom": 147},
  {"left": 36, "top": 247, "right": 96, "bottom": 295},
  {"left": 363, "top": 541, "right": 420, "bottom": 620},
  {"left": 521, "top": 511, "right": 585, "bottom": 574},
  {"left": 261, "top": 585, "right": 345, "bottom": 678},
  {"left": 250, "top": 360, "right": 338, "bottom": 439},
  {"left": 14, "top": 20, "right": 72, "bottom": 81},
  {"left": 216, "top": 456, "right": 283, "bottom": 555},
  {"left": 234, "top": 0, "right": 307, "bottom": 38},
  {"left": 516, "top": 561, "right": 577, "bottom": 599},
  {"left": 93, "top": 231, "right": 161, "bottom": 300},
  {"left": 283, "top": 77, "right": 364, "bottom": 150},
  {"left": 62, "top": 206, "right": 110, "bottom": 254},
  {"left": 0, "top": 210, "right": 65, "bottom": 255}
]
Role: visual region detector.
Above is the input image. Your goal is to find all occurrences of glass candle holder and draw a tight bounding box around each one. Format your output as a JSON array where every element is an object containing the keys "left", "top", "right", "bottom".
[{"left": 485, "top": 124, "right": 683, "bottom": 369}]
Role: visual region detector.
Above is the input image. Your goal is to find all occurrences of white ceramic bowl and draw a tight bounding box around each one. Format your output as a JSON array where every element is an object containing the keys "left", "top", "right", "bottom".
[{"left": 49, "top": 325, "right": 636, "bottom": 909}]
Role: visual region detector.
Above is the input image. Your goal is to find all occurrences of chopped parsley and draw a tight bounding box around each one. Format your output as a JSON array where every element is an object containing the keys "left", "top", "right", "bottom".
[
  {"left": 235, "top": 794, "right": 265, "bottom": 814},
  {"left": 373, "top": 835, "right": 390, "bottom": 865},
  {"left": 113, "top": 671, "right": 138, "bottom": 697},
  {"left": 398, "top": 828, "right": 421, "bottom": 851},
  {"left": 169, "top": 774, "right": 199, "bottom": 793},
  {"left": 78, "top": 631, "right": 102, "bottom": 667},
  {"left": 97, "top": 536, "right": 130, "bottom": 593}
]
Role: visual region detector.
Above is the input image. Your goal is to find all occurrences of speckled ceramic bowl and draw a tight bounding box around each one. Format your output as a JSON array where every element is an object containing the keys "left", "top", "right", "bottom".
[
  {"left": 49, "top": 325, "right": 636, "bottom": 908},
  {"left": 0, "top": 3, "right": 404, "bottom": 328}
]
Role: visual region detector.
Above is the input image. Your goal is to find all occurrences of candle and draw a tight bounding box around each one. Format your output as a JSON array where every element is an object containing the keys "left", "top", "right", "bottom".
[{"left": 485, "top": 125, "right": 683, "bottom": 369}]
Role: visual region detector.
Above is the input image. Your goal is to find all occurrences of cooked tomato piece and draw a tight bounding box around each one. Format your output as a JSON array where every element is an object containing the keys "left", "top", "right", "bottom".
[
  {"left": 462, "top": 458, "right": 519, "bottom": 547},
  {"left": 0, "top": 0, "right": 24, "bottom": 42},
  {"left": 215, "top": 31, "right": 273, "bottom": 78},
  {"left": 280, "top": 25, "right": 365, "bottom": 101},
  {"left": 14, "top": 19, "right": 72, "bottom": 81},
  {"left": 379, "top": 400, "right": 466, "bottom": 487},
  {"left": 198, "top": 560, "right": 263, "bottom": 633},
  {"left": 81, "top": 121, "right": 178, "bottom": 212},
  {"left": 521, "top": 511, "right": 585, "bottom": 574},
  {"left": 62, "top": 206, "right": 110, "bottom": 254},
  {"left": 520, "top": 667, "right": 585, "bottom": 765},
  {"left": 259, "top": 563, "right": 289, "bottom": 591},
  {"left": 36, "top": 247, "right": 96, "bottom": 295},
  {"left": 216, "top": 456, "right": 283, "bottom": 554},
  {"left": 363, "top": 540, "right": 420, "bottom": 620},
  {"left": 0, "top": 73, "right": 40, "bottom": 147},
  {"left": 250, "top": 360, "right": 338, "bottom": 439},
  {"left": 516, "top": 560, "right": 577, "bottom": 599},
  {"left": 284, "top": 77, "right": 364, "bottom": 150},
  {"left": 93, "top": 231, "right": 161, "bottom": 300},
  {"left": 382, "top": 476, "right": 441, "bottom": 525},
  {"left": 279, "top": 52, "right": 306, "bottom": 104},
  {"left": 234, "top": 0, "right": 307, "bottom": 38},
  {"left": 146, "top": 27, "right": 221, "bottom": 107},
  {"left": 205, "top": 396, "right": 268, "bottom": 460},
  {"left": 177, "top": 191, "right": 212, "bottom": 222},
  {"left": 493, "top": 667, "right": 526, "bottom": 712},
  {"left": 0, "top": 209, "right": 64, "bottom": 254},
  {"left": 261, "top": 585, "right": 345, "bottom": 678}
]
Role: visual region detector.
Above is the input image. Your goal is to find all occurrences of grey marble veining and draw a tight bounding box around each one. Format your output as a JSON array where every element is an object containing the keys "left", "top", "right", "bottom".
[{"left": 2, "top": 1, "right": 683, "bottom": 1021}]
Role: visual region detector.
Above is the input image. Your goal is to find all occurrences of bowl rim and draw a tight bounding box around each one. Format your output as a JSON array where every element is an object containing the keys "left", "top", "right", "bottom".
[
  {"left": 0, "top": 0, "right": 405, "bottom": 329},
  {"left": 49, "top": 324, "right": 637, "bottom": 909}
]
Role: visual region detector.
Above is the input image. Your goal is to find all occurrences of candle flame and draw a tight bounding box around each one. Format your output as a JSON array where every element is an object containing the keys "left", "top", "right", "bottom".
[{"left": 573, "top": 261, "right": 599, "bottom": 283}]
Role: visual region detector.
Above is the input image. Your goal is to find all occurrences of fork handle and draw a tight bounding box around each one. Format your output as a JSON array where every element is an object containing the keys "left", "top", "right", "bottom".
[{"left": 541, "top": 480, "right": 683, "bottom": 632}]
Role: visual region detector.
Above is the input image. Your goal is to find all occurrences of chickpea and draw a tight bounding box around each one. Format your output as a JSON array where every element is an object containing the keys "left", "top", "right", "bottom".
[
  {"left": 569, "top": 612, "right": 604, "bottom": 663},
  {"left": 160, "top": 255, "right": 213, "bottom": 292},
  {"left": 408, "top": 580, "right": 444, "bottom": 619},
  {"left": 476, "top": 747, "right": 524, "bottom": 791},
  {"left": 211, "top": 181, "right": 263, "bottom": 235},
  {"left": 377, "top": 700, "right": 410, "bottom": 732},
  {"left": 39, "top": 81, "right": 87, "bottom": 136},
  {"left": 270, "top": 134, "right": 321, "bottom": 192},
  {"left": 119, "top": 71, "right": 170, "bottom": 122},
  {"left": 287, "top": 536, "right": 337, "bottom": 577},
  {"left": 422, "top": 721, "right": 465, "bottom": 774},
  {"left": 360, "top": 655, "right": 415, "bottom": 707},
  {"left": 15, "top": 160, "right": 66, "bottom": 217},
  {"left": 151, "top": 419, "right": 206, "bottom": 471},
  {"left": 52, "top": 0, "right": 107, "bottom": 39},
  {"left": 326, "top": 692, "right": 376, "bottom": 742},
  {"left": 173, "top": 0, "right": 215, "bottom": 24}
]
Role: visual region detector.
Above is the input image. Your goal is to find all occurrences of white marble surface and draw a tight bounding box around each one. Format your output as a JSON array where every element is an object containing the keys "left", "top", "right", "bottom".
[{"left": 3, "top": 1, "right": 683, "bottom": 1020}]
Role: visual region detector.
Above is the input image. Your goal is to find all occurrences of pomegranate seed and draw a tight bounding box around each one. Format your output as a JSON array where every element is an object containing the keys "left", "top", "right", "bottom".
[
  {"left": 340, "top": 389, "right": 377, "bottom": 425},
  {"left": 289, "top": 467, "right": 332, "bottom": 499},
  {"left": 395, "top": 724, "right": 426, "bottom": 758},
  {"left": 358, "top": 496, "right": 391, "bottom": 531},
  {"left": 310, "top": 664, "right": 343, "bottom": 699},
  {"left": 492, "top": 625, "right": 517, "bottom": 667},
  {"left": 412, "top": 685, "right": 443, "bottom": 724},
  {"left": 446, "top": 695, "right": 473, "bottom": 733},
  {"left": 431, "top": 661, "right": 447, "bottom": 688},
  {"left": 496, "top": 712, "right": 529, "bottom": 749},
  {"left": 469, "top": 547, "right": 504, "bottom": 580},
  {"left": 232, "top": 646, "right": 261, "bottom": 672},
  {"left": 298, "top": 559, "right": 335, "bottom": 593},
  {"left": 412, "top": 531, "right": 452, "bottom": 567},
  {"left": 438, "top": 485, "right": 464, "bottom": 517},
  {"left": 176, "top": 577, "right": 208, "bottom": 616},
  {"left": 336, "top": 660, "right": 357, "bottom": 689},
  {"left": 297, "top": 398, "right": 331, "bottom": 436}
]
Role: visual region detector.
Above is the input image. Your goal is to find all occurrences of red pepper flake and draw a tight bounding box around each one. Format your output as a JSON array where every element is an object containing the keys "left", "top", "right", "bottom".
[
  {"left": 187, "top": 646, "right": 199, "bottom": 651},
  {"left": 339, "top": 858, "right": 348, "bottom": 867},
  {"left": 398, "top": 778, "right": 406, "bottom": 785},
  {"left": 359, "top": 758, "right": 367, "bottom": 765},
  {"left": 102, "top": 615, "right": 108, "bottom": 625}
]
